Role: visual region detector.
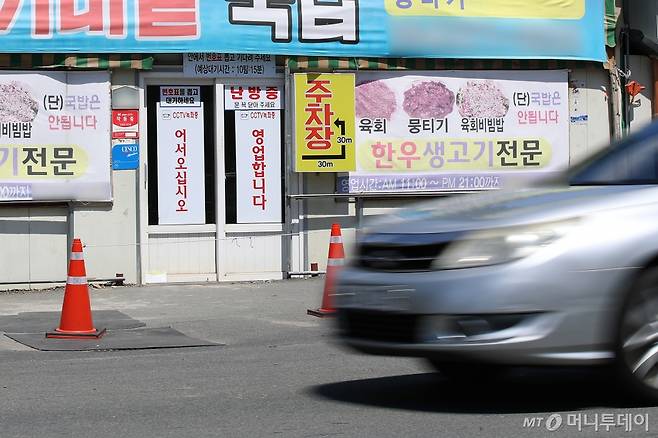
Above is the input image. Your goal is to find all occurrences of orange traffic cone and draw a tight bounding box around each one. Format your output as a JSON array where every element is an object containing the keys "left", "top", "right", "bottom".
[
  {"left": 46, "top": 238, "right": 106, "bottom": 339},
  {"left": 308, "top": 224, "right": 345, "bottom": 318}
]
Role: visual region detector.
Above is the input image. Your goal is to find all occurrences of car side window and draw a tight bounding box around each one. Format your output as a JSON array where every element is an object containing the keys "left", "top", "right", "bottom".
[{"left": 570, "top": 138, "right": 658, "bottom": 185}]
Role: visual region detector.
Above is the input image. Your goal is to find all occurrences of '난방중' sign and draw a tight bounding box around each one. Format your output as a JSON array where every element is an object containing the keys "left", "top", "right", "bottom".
[
  {"left": 0, "top": 71, "right": 111, "bottom": 202},
  {"left": 224, "top": 85, "right": 282, "bottom": 111},
  {"left": 294, "top": 73, "right": 356, "bottom": 172}
]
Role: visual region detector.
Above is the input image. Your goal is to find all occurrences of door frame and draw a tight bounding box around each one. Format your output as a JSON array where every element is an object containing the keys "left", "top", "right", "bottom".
[
  {"left": 138, "top": 74, "right": 221, "bottom": 284},
  {"left": 138, "top": 73, "right": 285, "bottom": 283},
  {"left": 215, "top": 77, "right": 285, "bottom": 281}
]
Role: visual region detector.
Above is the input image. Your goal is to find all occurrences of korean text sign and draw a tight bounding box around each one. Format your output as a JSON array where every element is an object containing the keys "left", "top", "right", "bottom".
[
  {"left": 0, "top": 0, "right": 605, "bottom": 61},
  {"left": 225, "top": 85, "right": 282, "bottom": 111},
  {"left": 184, "top": 53, "right": 276, "bottom": 78},
  {"left": 112, "top": 109, "right": 139, "bottom": 139},
  {"left": 156, "top": 86, "right": 206, "bottom": 225},
  {"left": 344, "top": 70, "right": 569, "bottom": 193},
  {"left": 295, "top": 73, "right": 356, "bottom": 172},
  {"left": 235, "top": 110, "right": 282, "bottom": 223},
  {"left": 0, "top": 71, "right": 111, "bottom": 202}
]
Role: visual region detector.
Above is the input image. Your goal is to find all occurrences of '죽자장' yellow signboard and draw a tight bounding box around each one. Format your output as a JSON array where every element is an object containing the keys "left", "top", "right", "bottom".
[{"left": 295, "top": 73, "right": 356, "bottom": 172}]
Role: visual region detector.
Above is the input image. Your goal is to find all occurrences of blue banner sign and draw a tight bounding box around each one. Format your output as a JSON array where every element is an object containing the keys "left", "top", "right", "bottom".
[
  {"left": 0, "top": 0, "right": 605, "bottom": 61},
  {"left": 112, "top": 143, "right": 139, "bottom": 170}
]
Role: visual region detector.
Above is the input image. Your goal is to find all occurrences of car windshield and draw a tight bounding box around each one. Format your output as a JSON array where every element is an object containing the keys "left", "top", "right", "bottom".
[{"left": 568, "top": 124, "right": 658, "bottom": 186}]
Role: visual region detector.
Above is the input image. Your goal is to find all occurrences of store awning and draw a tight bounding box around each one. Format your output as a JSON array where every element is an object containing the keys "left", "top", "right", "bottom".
[
  {"left": 286, "top": 57, "right": 585, "bottom": 72},
  {"left": 605, "top": 0, "right": 618, "bottom": 47},
  {"left": 0, "top": 54, "right": 154, "bottom": 70}
]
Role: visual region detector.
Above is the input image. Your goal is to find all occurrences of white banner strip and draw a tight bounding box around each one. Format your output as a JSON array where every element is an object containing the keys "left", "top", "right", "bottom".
[
  {"left": 67, "top": 276, "right": 88, "bottom": 285},
  {"left": 327, "top": 258, "right": 345, "bottom": 266}
]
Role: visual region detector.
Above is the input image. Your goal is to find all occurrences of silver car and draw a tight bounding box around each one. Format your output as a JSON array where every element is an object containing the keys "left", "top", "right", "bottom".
[{"left": 333, "top": 120, "right": 658, "bottom": 401}]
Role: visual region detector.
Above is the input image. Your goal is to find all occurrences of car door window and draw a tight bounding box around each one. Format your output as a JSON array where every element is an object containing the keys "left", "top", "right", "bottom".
[{"left": 570, "top": 137, "right": 658, "bottom": 186}]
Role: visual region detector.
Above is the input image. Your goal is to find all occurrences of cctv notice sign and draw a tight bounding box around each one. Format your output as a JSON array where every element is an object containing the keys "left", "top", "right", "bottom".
[{"left": 294, "top": 73, "right": 356, "bottom": 172}]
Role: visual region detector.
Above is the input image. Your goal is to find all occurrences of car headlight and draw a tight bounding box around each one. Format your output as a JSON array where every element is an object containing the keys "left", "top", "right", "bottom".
[{"left": 433, "top": 218, "right": 580, "bottom": 270}]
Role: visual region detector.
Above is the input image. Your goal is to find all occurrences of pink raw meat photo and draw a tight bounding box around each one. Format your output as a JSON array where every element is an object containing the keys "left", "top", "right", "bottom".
[
  {"left": 457, "top": 80, "right": 510, "bottom": 118},
  {"left": 355, "top": 80, "right": 397, "bottom": 119},
  {"left": 402, "top": 80, "right": 455, "bottom": 119},
  {"left": 0, "top": 81, "right": 39, "bottom": 123}
]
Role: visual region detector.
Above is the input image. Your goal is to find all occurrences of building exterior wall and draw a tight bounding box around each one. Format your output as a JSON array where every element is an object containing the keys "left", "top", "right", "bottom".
[
  {"left": 0, "top": 0, "right": 625, "bottom": 288},
  {"left": 73, "top": 169, "right": 138, "bottom": 284},
  {"left": 0, "top": 60, "right": 643, "bottom": 286},
  {"left": 568, "top": 65, "right": 613, "bottom": 163},
  {"left": 0, "top": 205, "right": 68, "bottom": 288},
  {"left": 302, "top": 173, "right": 357, "bottom": 272},
  {"left": 71, "top": 70, "right": 139, "bottom": 285},
  {"left": 219, "top": 230, "right": 284, "bottom": 280},
  {"left": 0, "top": 70, "right": 139, "bottom": 289},
  {"left": 627, "top": 55, "right": 654, "bottom": 134}
]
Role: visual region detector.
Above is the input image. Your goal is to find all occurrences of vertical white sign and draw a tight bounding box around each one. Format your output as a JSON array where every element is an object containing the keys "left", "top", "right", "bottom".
[
  {"left": 156, "top": 87, "right": 206, "bottom": 225},
  {"left": 235, "top": 110, "right": 281, "bottom": 223}
]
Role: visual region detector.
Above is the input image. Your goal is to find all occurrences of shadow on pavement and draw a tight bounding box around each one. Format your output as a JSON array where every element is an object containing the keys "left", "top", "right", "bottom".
[{"left": 309, "top": 367, "right": 655, "bottom": 414}]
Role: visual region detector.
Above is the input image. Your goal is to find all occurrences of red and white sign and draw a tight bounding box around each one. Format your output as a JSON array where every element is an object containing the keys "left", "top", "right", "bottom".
[
  {"left": 235, "top": 110, "right": 282, "bottom": 223},
  {"left": 225, "top": 85, "right": 282, "bottom": 111},
  {"left": 156, "top": 89, "right": 206, "bottom": 225},
  {"left": 112, "top": 109, "right": 139, "bottom": 139},
  {"left": 21, "top": 0, "right": 200, "bottom": 39}
]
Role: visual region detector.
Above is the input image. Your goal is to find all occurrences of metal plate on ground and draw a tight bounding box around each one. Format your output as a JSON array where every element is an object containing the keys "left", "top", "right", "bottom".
[
  {"left": 4, "top": 327, "right": 222, "bottom": 351},
  {"left": 0, "top": 310, "right": 145, "bottom": 334}
]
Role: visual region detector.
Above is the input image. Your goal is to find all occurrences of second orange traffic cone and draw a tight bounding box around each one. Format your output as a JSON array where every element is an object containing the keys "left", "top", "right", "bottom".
[
  {"left": 308, "top": 224, "right": 345, "bottom": 318},
  {"left": 46, "top": 238, "right": 106, "bottom": 339}
]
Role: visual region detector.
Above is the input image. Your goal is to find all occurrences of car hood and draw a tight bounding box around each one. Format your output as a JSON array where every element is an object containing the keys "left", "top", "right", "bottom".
[{"left": 362, "top": 185, "right": 658, "bottom": 235}]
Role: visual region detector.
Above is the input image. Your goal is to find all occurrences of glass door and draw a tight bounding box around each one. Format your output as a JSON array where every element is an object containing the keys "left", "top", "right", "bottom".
[{"left": 143, "top": 84, "right": 218, "bottom": 282}]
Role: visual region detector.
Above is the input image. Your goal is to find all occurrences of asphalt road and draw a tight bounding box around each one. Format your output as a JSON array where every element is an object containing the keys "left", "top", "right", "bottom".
[{"left": 0, "top": 279, "right": 656, "bottom": 438}]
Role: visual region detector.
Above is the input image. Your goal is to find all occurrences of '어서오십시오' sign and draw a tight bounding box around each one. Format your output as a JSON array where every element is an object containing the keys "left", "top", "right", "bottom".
[{"left": 156, "top": 86, "right": 206, "bottom": 225}]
